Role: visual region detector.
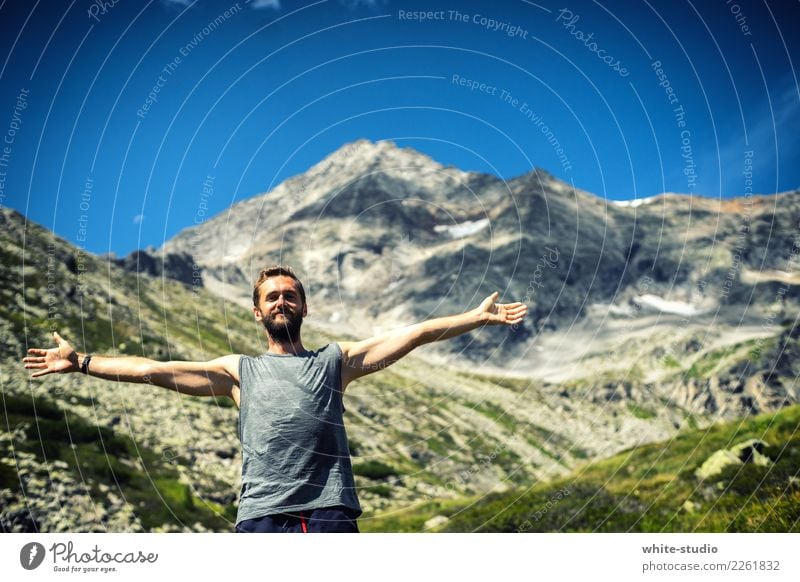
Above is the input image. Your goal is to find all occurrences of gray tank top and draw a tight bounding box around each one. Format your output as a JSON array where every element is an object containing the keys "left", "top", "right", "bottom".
[{"left": 236, "top": 342, "right": 362, "bottom": 525}]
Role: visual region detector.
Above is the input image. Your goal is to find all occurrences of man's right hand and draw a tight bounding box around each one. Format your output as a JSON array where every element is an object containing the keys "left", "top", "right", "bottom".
[{"left": 23, "top": 332, "right": 80, "bottom": 378}]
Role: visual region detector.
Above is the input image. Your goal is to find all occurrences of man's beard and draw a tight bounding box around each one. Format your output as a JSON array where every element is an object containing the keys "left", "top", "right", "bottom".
[{"left": 262, "top": 308, "right": 303, "bottom": 343}]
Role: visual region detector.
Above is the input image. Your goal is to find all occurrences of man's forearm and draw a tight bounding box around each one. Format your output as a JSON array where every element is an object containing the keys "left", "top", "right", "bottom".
[
  {"left": 75, "top": 352, "right": 156, "bottom": 383},
  {"left": 339, "top": 292, "right": 523, "bottom": 384},
  {"left": 69, "top": 352, "right": 237, "bottom": 398},
  {"left": 412, "top": 308, "right": 486, "bottom": 346}
]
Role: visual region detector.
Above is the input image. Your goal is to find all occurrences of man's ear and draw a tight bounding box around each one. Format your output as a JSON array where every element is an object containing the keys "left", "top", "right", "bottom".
[
  {"left": 302, "top": 303, "right": 308, "bottom": 317},
  {"left": 253, "top": 306, "right": 263, "bottom": 323}
]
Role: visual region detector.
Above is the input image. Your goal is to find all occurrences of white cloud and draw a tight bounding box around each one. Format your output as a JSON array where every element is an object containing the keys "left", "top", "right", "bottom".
[
  {"left": 250, "top": 0, "right": 281, "bottom": 9},
  {"left": 160, "top": 0, "right": 193, "bottom": 8},
  {"left": 133, "top": 214, "right": 145, "bottom": 225},
  {"left": 338, "top": 0, "right": 389, "bottom": 9}
]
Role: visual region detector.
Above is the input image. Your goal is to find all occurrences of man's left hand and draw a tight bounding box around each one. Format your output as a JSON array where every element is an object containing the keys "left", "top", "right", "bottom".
[{"left": 476, "top": 292, "right": 528, "bottom": 326}]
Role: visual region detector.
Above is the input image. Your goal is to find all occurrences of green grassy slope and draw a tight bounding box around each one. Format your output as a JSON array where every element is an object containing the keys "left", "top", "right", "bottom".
[
  {"left": 0, "top": 391, "right": 236, "bottom": 531},
  {"left": 361, "top": 404, "right": 800, "bottom": 532}
]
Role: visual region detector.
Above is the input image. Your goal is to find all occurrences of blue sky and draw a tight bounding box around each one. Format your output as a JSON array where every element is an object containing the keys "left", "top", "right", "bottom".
[{"left": 1, "top": 0, "right": 798, "bottom": 256}]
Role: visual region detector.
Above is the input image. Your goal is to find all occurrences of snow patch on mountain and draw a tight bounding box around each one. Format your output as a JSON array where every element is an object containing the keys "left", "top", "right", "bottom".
[
  {"left": 635, "top": 294, "right": 701, "bottom": 316},
  {"left": 434, "top": 218, "right": 490, "bottom": 238},
  {"left": 612, "top": 195, "right": 661, "bottom": 208}
]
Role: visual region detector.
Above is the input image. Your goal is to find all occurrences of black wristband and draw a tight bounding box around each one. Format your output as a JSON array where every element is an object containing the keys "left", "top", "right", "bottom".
[{"left": 80, "top": 354, "right": 93, "bottom": 375}]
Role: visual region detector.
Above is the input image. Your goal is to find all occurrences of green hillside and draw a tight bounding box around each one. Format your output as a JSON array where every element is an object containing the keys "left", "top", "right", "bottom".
[
  {"left": 361, "top": 404, "right": 800, "bottom": 532},
  {"left": 0, "top": 390, "right": 237, "bottom": 531}
]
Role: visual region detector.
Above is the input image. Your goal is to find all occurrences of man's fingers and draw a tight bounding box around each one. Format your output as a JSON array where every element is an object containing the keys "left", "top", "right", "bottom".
[
  {"left": 497, "top": 303, "right": 526, "bottom": 312},
  {"left": 504, "top": 310, "right": 528, "bottom": 323},
  {"left": 499, "top": 307, "right": 527, "bottom": 317},
  {"left": 24, "top": 363, "right": 48, "bottom": 369},
  {"left": 30, "top": 369, "right": 51, "bottom": 378},
  {"left": 23, "top": 356, "right": 46, "bottom": 363},
  {"left": 27, "top": 348, "right": 47, "bottom": 355}
]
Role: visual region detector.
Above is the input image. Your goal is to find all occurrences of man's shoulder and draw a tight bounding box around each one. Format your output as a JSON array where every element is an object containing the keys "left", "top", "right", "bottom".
[{"left": 320, "top": 342, "right": 343, "bottom": 360}]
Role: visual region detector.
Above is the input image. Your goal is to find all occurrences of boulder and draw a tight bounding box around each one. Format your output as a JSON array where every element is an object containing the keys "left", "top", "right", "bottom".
[
  {"left": 695, "top": 438, "right": 772, "bottom": 480},
  {"left": 424, "top": 515, "right": 449, "bottom": 530}
]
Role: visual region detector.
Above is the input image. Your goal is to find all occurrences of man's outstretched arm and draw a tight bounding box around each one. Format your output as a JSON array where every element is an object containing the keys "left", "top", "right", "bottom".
[
  {"left": 338, "top": 291, "right": 527, "bottom": 390},
  {"left": 23, "top": 332, "right": 241, "bottom": 405}
]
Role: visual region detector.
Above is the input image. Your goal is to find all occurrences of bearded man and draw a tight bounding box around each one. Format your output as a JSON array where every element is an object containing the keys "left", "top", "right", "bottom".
[{"left": 24, "top": 265, "right": 528, "bottom": 533}]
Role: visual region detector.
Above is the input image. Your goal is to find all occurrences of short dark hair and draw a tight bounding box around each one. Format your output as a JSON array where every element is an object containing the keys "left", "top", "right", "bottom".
[{"left": 252, "top": 265, "right": 306, "bottom": 308}]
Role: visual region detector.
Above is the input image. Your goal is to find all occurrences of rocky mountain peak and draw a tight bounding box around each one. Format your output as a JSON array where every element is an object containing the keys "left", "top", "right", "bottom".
[{"left": 294, "top": 139, "right": 472, "bottom": 202}]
